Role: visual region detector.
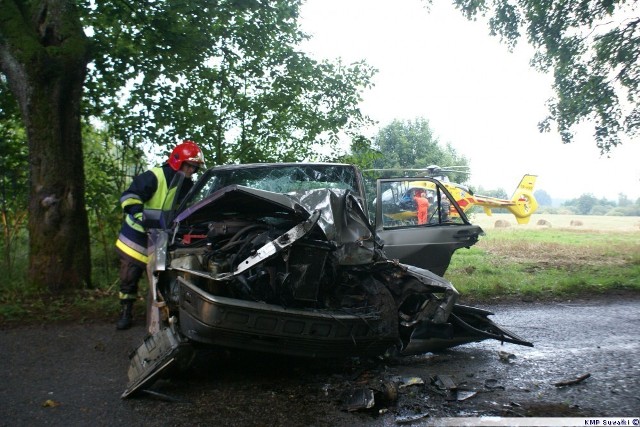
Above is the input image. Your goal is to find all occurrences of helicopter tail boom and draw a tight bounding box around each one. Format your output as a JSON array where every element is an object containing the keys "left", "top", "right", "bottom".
[{"left": 470, "top": 175, "right": 538, "bottom": 224}]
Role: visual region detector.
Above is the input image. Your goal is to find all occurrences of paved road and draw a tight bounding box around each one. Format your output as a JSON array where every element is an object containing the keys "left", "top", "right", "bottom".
[{"left": 1, "top": 294, "right": 638, "bottom": 426}]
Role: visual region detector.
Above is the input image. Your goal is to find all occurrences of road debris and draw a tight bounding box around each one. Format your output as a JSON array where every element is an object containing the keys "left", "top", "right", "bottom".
[
  {"left": 395, "top": 412, "right": 430, "bottom": 424},
  {"left": 395, "top": 376, "right": 425, "bottom": 389},
  {"left": 376, "top": 381, "right": 399, "bottom": 405},
  {"left": 342, "top": 388, "right": 375, "bottom": 411},
  {"left": 42, "top": 399, "right": 60, "bottom": 408},
  {"left": 484, "top": 378, "right": 505, "bottom": 390},
  {"left": 432, "top": 374, "right": 457, "bottom": 391},
  {"left": 553, "top": 373, "right": 591, "bottom": 387},
  {"left": 498, "top": 351, "right": 516, "bottom": 362},
  {"left": 456, "top": 390, "right": 477, "bottom": 401}
]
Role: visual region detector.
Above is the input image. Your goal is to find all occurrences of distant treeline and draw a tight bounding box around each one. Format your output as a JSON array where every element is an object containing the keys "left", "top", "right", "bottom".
[{"left": 539, "top": 193, "right": 640, "bottom": 216}]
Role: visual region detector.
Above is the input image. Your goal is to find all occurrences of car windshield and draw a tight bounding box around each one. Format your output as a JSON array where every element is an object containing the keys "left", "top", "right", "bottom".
[{"left": 182, "top": 164, "right": 361, "bottom": 210}]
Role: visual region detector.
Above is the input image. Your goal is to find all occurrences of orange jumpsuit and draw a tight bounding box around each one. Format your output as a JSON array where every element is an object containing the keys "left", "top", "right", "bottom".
[{"left": 414, "top": 196, "right": 430, "bottom": 224}]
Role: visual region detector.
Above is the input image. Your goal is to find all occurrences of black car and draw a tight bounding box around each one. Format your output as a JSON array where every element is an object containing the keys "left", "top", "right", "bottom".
[{"left": 123, "top": 163, "right": 531, "bottom": 397}]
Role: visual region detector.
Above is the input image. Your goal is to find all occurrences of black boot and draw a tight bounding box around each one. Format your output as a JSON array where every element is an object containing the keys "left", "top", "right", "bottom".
[{"left": 116, "top": 299, "right": 134, "bottom": 330}]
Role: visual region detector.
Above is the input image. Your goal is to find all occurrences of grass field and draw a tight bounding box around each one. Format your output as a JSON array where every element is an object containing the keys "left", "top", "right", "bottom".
[
  {"left": 468, "top": 212, "right": 640, "bottom": 232},
  {"left": 445, "top": 213, "right": 640, "bottom": 301}
]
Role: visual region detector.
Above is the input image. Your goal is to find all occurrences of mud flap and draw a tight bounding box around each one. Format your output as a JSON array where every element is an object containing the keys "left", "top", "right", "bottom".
[{"left": 121, "top": 321, "right": 192, "bottom": 398}]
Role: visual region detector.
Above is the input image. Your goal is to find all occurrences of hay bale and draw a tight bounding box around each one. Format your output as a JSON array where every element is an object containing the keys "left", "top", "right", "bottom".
[
  {"left": 570, "top": 220, "right": 583, "bottom": 227},
  {"left": 536, "top": 219, "right": 552, "bottom": 227},
  {"left": 494, "top": 219, "right": 511, "bottom": 228}
]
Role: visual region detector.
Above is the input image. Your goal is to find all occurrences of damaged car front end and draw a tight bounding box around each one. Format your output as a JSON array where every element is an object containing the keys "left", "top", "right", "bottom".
[{"left": 122, "top": 163, "right": 531, "bottom": 398}]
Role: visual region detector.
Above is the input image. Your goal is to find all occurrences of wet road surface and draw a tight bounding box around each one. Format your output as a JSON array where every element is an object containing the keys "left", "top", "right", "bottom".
[{"left": 1, "top": 294, "right": 638, "bottom": 426}]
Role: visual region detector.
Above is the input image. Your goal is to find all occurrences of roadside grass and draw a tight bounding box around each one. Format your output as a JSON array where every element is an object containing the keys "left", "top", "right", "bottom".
[
  {"left": 446, "top": 222, "right": 640, "bottom": 301},
  {"left": 0, "top": 260, "right": 126, "bottom": 327}
]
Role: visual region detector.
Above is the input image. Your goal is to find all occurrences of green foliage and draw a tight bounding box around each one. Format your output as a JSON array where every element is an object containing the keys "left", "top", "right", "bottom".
[
  {"left": 82, "top": 125, "right": 141, "bottom": 286},
  {"left": 334, "top": 135, "right": 383, "bottom": 169},
  {"left": 371, "top": 118, "right": 469, "bottom": 182},
  {"left": 617, "top": 193, "right": 632, "bottom": 207},
  {"left": 81, "top": 0, "right": 375, "bottom": 164},
  {"left": 562, "top": 193, "right": 615, "bottom": 215},
  {"left": 0, "top": 283, "right": 123, "bottom": 325},
  {"left": 1, "top": 0, "right": 376, "bottom": 291},
  {"left": 606, "top": 205, "right": 640, "bottom": 216},
  {"left": 445, "top": 0, "right": 639, "bottom": 152},
  {"left": 0, "top": 116, "right": 139, "bottom": 288},
  {"left": 0, "top": 98, "right": 28, "bottom": 276}
]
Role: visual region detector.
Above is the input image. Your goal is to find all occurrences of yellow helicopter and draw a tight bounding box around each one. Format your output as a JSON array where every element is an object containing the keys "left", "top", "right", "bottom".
[{"left": 367, "top": 165, "right": 538, "bottom": 224}]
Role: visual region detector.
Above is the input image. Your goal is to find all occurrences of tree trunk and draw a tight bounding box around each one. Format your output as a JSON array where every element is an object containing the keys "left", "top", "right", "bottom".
[{"left": 0, "top": 0, "right": 91, "bottom": 291}]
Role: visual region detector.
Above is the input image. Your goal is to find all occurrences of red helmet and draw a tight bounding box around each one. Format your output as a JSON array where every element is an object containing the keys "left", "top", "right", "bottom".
[{"left": 168, "top": 140, "right": 206, "bottom": 171}]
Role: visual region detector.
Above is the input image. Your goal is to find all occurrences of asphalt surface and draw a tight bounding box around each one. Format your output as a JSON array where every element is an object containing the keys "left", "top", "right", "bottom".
[{"left": 1, "top": 294, "right": 638, "bottom": 426}]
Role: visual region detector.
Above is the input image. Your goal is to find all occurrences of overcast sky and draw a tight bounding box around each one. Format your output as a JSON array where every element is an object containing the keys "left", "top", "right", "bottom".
[{"left": 299, "top": 0, "right": 640, "bottom": 201}]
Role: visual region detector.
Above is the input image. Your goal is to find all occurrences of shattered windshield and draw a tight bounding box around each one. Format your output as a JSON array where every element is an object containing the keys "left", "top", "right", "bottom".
[{"left": 183, "top": 164, "right": 361, "bottom": 210}]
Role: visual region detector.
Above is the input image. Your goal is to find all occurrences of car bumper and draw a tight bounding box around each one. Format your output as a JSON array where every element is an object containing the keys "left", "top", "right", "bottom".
[{"left": 177, "top": 277, "right": 398, "bottom": 358}]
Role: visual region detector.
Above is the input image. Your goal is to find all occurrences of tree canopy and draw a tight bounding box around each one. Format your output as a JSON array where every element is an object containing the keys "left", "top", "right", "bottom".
[
  {"left": 0, "top": 0, "right": 376, "bottom": 290},
  {"left": 370, "top": 118, "right": 470, "bottom": 183},
  {"left": 444, "top": 0, "right": 639, "bottom": 153},
  {"left": 81, "top": 0, "right": 375, "bottom": 164}
]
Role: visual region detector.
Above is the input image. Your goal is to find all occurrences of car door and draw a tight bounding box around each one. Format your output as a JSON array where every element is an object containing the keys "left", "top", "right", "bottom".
[{"left": 374, "top": 177, "right": 483, "bottom": 276}]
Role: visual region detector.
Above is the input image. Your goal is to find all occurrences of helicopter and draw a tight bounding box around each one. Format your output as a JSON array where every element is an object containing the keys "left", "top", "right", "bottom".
[{"left": 365, "top": 165, "right": 538, "bottom": 224}]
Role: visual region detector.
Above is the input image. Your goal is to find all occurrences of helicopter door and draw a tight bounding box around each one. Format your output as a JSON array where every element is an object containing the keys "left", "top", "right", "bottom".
[{"left": 374, "top": 177, "right": 483, "bottom": 276}]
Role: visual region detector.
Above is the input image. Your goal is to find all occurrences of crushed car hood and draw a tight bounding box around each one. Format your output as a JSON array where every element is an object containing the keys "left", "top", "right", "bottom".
[{"left": 175, "top": 185, "right": 379, "bottom": 266}]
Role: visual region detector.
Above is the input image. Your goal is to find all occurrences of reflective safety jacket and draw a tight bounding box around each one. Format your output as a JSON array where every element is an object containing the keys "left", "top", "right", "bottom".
[{"left": 115, "top": 164, "right": 190, "bottom": 264}]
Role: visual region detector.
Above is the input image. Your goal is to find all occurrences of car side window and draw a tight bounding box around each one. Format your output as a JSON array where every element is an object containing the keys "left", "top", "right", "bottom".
[{"left": 378, "top": 179, "right": 466, "bottom": 229}]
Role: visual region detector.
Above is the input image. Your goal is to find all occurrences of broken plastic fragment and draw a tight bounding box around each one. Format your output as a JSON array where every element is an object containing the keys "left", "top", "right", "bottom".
[
  {"left": 432, "top": 374, "right": 457, "bottom": 390},
  {"left": 456, "top": 390, "right": 477, "bottom": 401},
  {"left": 342, "top": 388, "right": 375, "bottom": 411},
  {"left": 396, "top": 376, "right": 425, "bottom": 388}
]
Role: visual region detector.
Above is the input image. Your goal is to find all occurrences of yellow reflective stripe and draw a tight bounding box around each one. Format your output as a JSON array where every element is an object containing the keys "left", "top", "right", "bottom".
[
  {"left": 117, "top": 233, "right": 147, "bottom": 255},
  {"left": 119, "top": 292, "right": 137, "bottom": 300},
  {"left": 125, "top": 214, "right": 145, "bottom": 233},
  {"left": 122, "top": 198, "right": 143, "bottom": 209},
  {"left": 116, "top": 239, "right": 149, "bottom": 264}
]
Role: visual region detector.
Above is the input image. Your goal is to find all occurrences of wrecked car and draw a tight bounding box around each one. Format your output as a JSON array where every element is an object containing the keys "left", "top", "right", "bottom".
[{"left": 123, "top": 163, "right": 531, "bottom": 397}]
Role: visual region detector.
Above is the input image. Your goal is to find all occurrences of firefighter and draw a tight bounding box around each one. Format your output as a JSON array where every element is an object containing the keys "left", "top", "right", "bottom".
[{"left": 115, "top": 140, "right": 206, "bottom": 330}]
